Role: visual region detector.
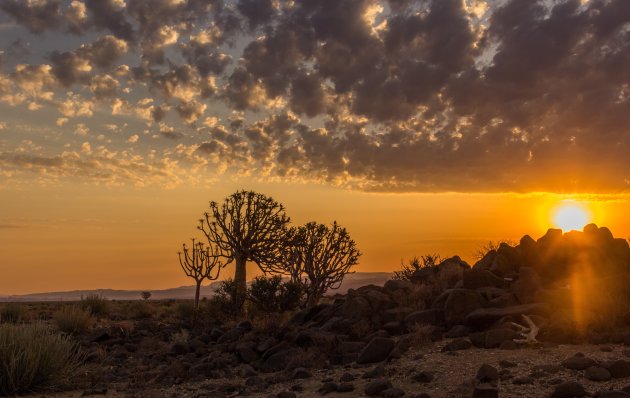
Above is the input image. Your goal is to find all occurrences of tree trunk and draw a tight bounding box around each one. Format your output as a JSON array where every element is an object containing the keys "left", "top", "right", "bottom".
[
  {"left": 194, "top": 281, "right": 201, "bottom": 309},
  {"left": 234, "top": 253, "right": 247, "bottom": 313}
]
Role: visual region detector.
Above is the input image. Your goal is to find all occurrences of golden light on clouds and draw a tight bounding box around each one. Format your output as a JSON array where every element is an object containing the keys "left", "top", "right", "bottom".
[{"left": 552, "top": 200, "right": 591, "bottom": 232}]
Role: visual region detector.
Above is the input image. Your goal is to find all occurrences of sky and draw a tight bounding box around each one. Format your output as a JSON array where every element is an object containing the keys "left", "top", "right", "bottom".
[{"left": 0, "top": 0, "right": 629, "bottom": 295}]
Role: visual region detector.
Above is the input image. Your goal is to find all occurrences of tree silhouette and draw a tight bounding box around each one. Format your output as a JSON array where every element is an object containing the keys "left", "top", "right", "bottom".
[
  {"left": 178, "top": 238, "right": 223, "bottom": 309},
  {"left": 198, "top": 190, "right": 291, "bottom": 311},
  {"left": 288, "top": 221, "right": 361, "bottom": 307}
]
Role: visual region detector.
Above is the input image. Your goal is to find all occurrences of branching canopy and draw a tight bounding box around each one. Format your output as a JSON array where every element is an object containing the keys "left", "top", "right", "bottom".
[
  {"left": 177, "top": 238, "right": 223, "bottom": 283},
  {"left": 289, "top": 221, "right": 361, "bottom": 305},
  {"left": 198, "top": 190, "right": 291, "bottom": 270}
]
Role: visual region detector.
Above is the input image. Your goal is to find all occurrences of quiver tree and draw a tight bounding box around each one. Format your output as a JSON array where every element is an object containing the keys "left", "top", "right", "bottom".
[
  {"left": 178, "top": 238, "right": 223, "bottom": 309},
  {"left": 198, "top": 190, "right": 291, "bottom": 311},
  {"left": 288, "top": 221, "right": 361, "bottom": 307}
]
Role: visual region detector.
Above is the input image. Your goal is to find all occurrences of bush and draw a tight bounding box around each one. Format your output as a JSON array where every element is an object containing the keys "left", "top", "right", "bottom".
[
  {"left": 128, "top": 301, "right": 154, "bottom": 319},
  {"left": 213, "top": 279, "right": 240, "bottom": 314},
  {"left": 0, "top": 323, "right": 82, "bottom": 395},
  {"left": 393, "top": 255, "right": 441, "bottom": 281},
  {"left": 80, "top": 294, "right": 109, "bottom": 317},
  {"left": 248, "top": 276, "right": 305, "bottom": 313},
  {"left": 0, "top": 303, "right": 24, "bottom": 324},
  {"left": 175, "top": 301, "right": 196, "bottom": 320},
  {"left": 54, "top": 305, "right": 93, "bottom": 335}
]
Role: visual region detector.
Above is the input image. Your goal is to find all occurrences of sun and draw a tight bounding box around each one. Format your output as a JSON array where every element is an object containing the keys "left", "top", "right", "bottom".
[{"left": 553, "top": 201, "right": 591, "bottom": 232}]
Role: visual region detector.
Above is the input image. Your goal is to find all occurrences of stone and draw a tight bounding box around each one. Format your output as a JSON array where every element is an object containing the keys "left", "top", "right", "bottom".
[
  {"left": 445, "top": 325, "right": 470, "bottom": 338},
  {"left": 484, "top": 328, "right": 518, "bottom": 349},
  {"left": 291, "top": 367, "right": 312, "bottom": 379},
  {"left": 465, "top": 303, "right": 547, "bottom": 329},
  {"left": 217, "top": 328, "right": 243, "bottom": 344},
  {"left": 340, "top": 372, "right": 356, "bottom": 382},
  {"left": 562, "top": 355, "right": 597, "bottom": 371},
  {"left": 364, "top": 379, "right": 393, "bottom": 396},
  {"left": 473, "top": 383, "right": 499, "bottom": 398},
  {"left": 240, "top": 365, "right": 257, "bottom": 378},
  {"left": 357, "top": 337, "right": 396, "bottom": 364},
  {"left": 594, "top": 391, "right": 630, "bottom": 398},
  {"left": 513, "top": 376, "right": 533, "bottom": 385},
  {"left": 263, "top": 349, "right": 296, "bottom": 372},
  {"left": 499, "top": 360, "right": 517, "bottom": 368},
  {"left": 318, "top": 382, "right": 339, "bottom": 395},
  {"left": 337, "top": 383, "right": 355, "bottom": 392},
  {"left": 463, "top": 269, "right": 506, "bottom": 290},
  {"left": 550, "top": 381, "right": 587, "bottom": 398},
  {"left": 476, "top": 364, "right": 499, "bottom": 384},
  {"left": 277, "top": 392, "right": 297, "bottom": 398},
  {"left": 412, "top": 371, "right": 434, "bottom": 383},
  {"left": 606, "top": 360, "right": 630, "bottom": 379},
  {"left": 381, "top": 387, "right": 405, "bottom": 398},
  {"left": 236, "top": 343, "right": 258, "bottom": 363},
  {"left": 362, "top": 364, "right": 385, "bottom": 379},
  {"left": 586, "top": 366, "right": 612, "bottom": 382},
  {"left": 444, "top": 289, "right": 485, "bottom": 326},
  {"left": 441, "top": 338, "right": 471, "bottom": 352}
]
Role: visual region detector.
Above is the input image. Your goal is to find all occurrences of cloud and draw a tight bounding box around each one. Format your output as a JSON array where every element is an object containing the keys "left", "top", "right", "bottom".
[{"left": 1, "top": 0, "right": 629, "bottom": 193}]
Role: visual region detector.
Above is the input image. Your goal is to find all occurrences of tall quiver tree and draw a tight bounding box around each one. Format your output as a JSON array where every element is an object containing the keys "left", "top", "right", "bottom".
[
  {"left": 178, "top": 238, "right": 223, "bottom": 309},
  {"left": 291, "top": 221, "right": 361, "bottom": 307},
  {"left": 198, "top": 190, "right": 291, "bottom": 311}
]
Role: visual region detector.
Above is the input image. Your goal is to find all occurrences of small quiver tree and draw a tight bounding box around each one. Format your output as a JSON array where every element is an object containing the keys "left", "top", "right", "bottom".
[
  {"left": 178, "top": 238, "right": 224, "bottom": 309},
  {"left": 291, "top": 221, "right": 361, "bottom": 307},
  {"left": 198, "top": 190, "right": 291, "bottom": 312},
  {"left": 140, "top": 291, "right": 151, "bottom": 301}
]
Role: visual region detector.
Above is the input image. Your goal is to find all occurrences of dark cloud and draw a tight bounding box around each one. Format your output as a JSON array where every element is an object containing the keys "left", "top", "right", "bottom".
[
  {"left": 0, "top": 0, "right": 62, "bottom": 33},
  {"left": 2, "top": 0, "right": 630, "bottom": 193}
]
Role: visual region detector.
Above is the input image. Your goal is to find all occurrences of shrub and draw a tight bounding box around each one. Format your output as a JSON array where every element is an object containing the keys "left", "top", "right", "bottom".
[
  {"left": 473, "top": 240, "right": 517, "bottom": 261},
  {"left": 128, "top": 301, "right": 154, "bottom": 319},
  {"left": 140, "top": 291, "right": 152, "bottom": 301},
  {"left": 80, "top": 294, "right": 109, "bottom": 317},
  {"left": 0, "top": 323, "right": 82, "bottom": 395},
  {"left": 54, "top": 306, "right": 93, "bottom": 335},
  {"left": 213, "top": 279, "right": 240, "bottom": 315},
  {"left": 175, "top": 301, "right": 196, "bottom": 320},
  {"left": 248, "top": 276, "right": 306, "bottom": 313},
  {"left": 0, "top": 303, "right": 24, "bottom": 324},
  {"left": 393, "top": 255, "right": 441, "bottom": 281}
]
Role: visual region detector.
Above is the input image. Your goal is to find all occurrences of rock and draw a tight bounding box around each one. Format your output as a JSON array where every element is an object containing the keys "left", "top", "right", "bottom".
[
  {"left": 476, "top": 364, "right": 499, "bottom": 384},
  {"left": 381, "top": 387, "right": 405, "bottom": 398},
  {"left": 465, "top": 303, "right": 548, "bottom": 329},
  {"left": 364, "top": 379, "right": 393, "bottom": 396},
  {"left": 240, "top": 365, "right": 257, "bottom": 378},
  {"left": 441, "top": 338, "right": 472, "bottom": 352},
  {"left": 500, "top": 360, "right": 517, "bottom": 368},
  {"left": 337, "top": 383, "right": 355, "bottom": 392},
  {"left": 209, "top": 328, "right": 224, "bottom": 341},
  {"left": 473, "top": 250, "right": 496, "bottom": 270},
  {"left": 490, "top": 252, "right": 516, "bottom": 277},
  {"left": 445, "top": 325, "right": 470, "bottom": 338},
  {"left": 606, "top": 360, "right": 630, "bottom": 379},
  {"left": 237, "top": 320, "right": 253, "bottom": 331},
  {"left": 340, "top": 373, "right": 356, "bottom": 382},
  {"left": 357, "top": 337, "right": 396, "bottom": 364},
  {"left": 169, "top": 342, "right": 189, "bottom": 355},
  {"left": 291, "top": 367, "right": 312, "bottom": 379},
  {"left": 236, "top": 343, "right": 258, "bottom": 363},
  {"left": 562, "top": 355, "right": 597, "bottom": 371},
  {"left": 484, "top": 328, "right": 518, "bottom": 348},
  {"left": 412, "top": 371, "right": 434, "bottom": 383},
  {"left": 245, "top": 376, "right": 264, "bottom": 386},
  {"left": 263, "top": 349, "right": 297, "bottom": 372},
  {"left": 513, "top": 376, "right": 534, "bottom": 384},
  {"left": 217, "top": 328, "right": 243, "bottom": 344},
  {"left": 277, "top": 392, "right": 297, "bottom": 398},
  {"left": 82, "top": 387, "right": 108, "bottom": 396},
  {"left": 586, "top": 366, "right": 612, "bottom": 382},
  {"left": 339, "top": 341, "right": 365, "bottom": 354},
  {"left": 444, "top": 289, "right": 485, "bottom": 326},
  {"left": 463, "top": 269, "right": 506, "bottom": 290},
  {"left": 594, "top": 391, "right": 630, "bottom": 398},
  {"left": 470, "top": 332, "right": 487, "bottom": 348},
  {"left": 550, "top": 381, "right": 587, "bottom": 398},
  {"left": 318, "top": 382, "right": 339, "bottom": 395},
  {"left": 405, "top": 309, "right": 444, "bottom": 327},
  {"left": 384, "top": 307, "right": 413, "bottom": 323},
  {"left": 383, "top": 279, "right": 414, "bottom": 293},
  {"left": 499, "top": 340, "right": 519, "bottom": 350},
  {"left": 473, "top": 383, "right": 499, "bottom": 398},
  {"left": 363, "top": 364, "right": 385, "bottom": 379},
  {"left": 413, "top": 394, "right": 432, "bottom": 398},
  {"left": 512, "top": 267, "right": 541, "bottom": 304}
]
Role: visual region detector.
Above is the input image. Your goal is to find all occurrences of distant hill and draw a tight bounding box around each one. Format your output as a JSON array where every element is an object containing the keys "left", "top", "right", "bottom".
[{"left": 0, "top": 272, "right": 393, "bottom": 302}]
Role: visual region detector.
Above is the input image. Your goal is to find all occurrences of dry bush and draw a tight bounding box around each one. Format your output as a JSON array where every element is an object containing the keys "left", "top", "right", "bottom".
[
  {"left": 436, "top": 261, "right": 464, "bottom": 290},
  {"left": 407, "top": 324, "right": 435, "bottom": 348},
  {"left": 175, "top": 301, "right": 196, "bottom": 321},
  {"left": 473, "top": 240, "right": 517, "bottom": 260},
  {"left": 0, "top": 303, "right": 24, "bottom": 324},
  {"left": 393, "top": 255, "right": 441, "bottom": 281},
  {"left": 0, "top": 323, "right": 82, "bottom": 395},
  {"left": 171, "top": 329, "right": 190, "bottom": 345},
  {"left": 54, "top": 306, "right": 93, "bottom": 335},
  {"left": 128, "top": 301, "right": 154, "bottom": 319},
  {"left": 80, "top": 294, "right": 109, "bottom": 317}
]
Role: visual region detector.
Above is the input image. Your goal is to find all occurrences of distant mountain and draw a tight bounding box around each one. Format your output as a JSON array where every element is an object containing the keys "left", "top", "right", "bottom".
[{"left": 0, "top": 272, "right": 394, "bottom": 302}]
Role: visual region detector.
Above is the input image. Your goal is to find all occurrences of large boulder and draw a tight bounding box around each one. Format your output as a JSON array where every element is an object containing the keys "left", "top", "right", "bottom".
[
  {"left": 357, "top": 337, "right": 396, "bottom": 364},
  {"left": 463, "top": 269, "right": 506, "bottom": 290},
  {"left": 405, "top": 309, "right": 444, "bottom": 328},
  {"left": 443, "top": 289, "right": 485, "bottom": 326},
  {"left": 465, "top": 303, "right": 548, "bottom": 330},
  {"left": 512, "top": 267, "right": 542, "bottom": 304}
]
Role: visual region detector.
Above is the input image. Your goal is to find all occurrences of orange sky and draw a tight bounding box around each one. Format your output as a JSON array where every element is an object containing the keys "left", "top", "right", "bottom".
[{"left": 1, "top": 181, "right": 628, "bottom": 295}]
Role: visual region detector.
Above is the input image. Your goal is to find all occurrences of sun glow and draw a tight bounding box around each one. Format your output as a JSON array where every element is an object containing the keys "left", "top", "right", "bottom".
[{"left": 553, "top": 201, "right": 591, "bottom": 231}]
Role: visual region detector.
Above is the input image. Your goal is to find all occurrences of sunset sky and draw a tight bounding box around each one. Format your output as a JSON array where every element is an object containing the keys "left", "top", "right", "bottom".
[{"left": 1, "top": 0, "right": 629, "bottom": 295}]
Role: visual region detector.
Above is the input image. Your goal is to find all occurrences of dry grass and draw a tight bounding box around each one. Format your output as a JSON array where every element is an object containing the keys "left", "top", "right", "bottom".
[
  {"left": 53, "top": 305, "right": 93, "bottom": 335},
  {"left": 0, "top": 303, "right": 25, "bottom": 324},
  {"left": 0, "top": 322, "right": 82, "bottom": 395}
]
